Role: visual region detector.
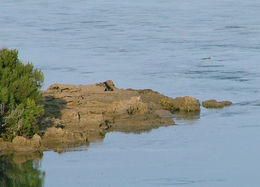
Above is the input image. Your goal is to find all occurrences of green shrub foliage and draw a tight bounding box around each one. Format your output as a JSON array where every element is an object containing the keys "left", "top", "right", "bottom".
[{"left": 0, "top": 49, "right": 44, "bottom": 141}]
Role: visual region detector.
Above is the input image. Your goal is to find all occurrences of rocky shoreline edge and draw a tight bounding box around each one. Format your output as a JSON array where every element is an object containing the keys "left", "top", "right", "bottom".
[{"left": 0, "top": 80, "right": 232, "bottom": 160}]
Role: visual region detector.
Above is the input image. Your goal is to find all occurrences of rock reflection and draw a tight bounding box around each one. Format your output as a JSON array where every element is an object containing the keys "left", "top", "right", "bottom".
[
  {"left": 172, "top": 111, "right": 200, "bottom": 121},
  {"left": 0, "top": 153, "right": 45, "bottom": 187}
]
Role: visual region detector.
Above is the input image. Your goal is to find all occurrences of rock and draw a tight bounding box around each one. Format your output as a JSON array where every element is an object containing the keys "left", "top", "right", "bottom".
[
  {"left": 41, "top": 82, "right": 201, "bottom": 140},
  {"left": 126, "top": 102, "right": 148, "bottom": 115},
  {"left": 61, "top": 109, "right": 80, "bottom": 124},
  {"left": 31, "top": 134, "right": 42, "bottom": 147},
  {"left": 47, "top": 84, "right": 74, "bottom": 92},
  {"left": 55, "top": 123, "right": 65, "bottom": 129},
  {"left": 0, "top": 80, "right": 202, "bottom": 155},
  {"left": 12, "top": 136, "right": 28, "bottom": 146},
  {"left": 154, "top": 110, "right": 172, "bottom": 117},
  {"left": 44, "top": 127, "right": 65, "bottom": 138},
  {"left": 42, "top": 127, "right": 89, "bottom": 150},
  {"left": 47, "top": 84, "right": 60, "bottom": 91},
  {"left": 109, "top": 96, "right": 148, "bottom": 115},
  {"left": 160, "top": 96, "right": 200, "bottom": 112},
  {"left": 201, "top": 57, "right": 211, "bottom": 60},
  {"left": 202, "top": 99, "right": 232, "bottom": 108},
  {"left": 12, "top": 135, "right": 42, "bottom": 152},
  {"left": 96, "top": 80, "right": 116, "bottom": 91},
  {"left": 104, "top": 80, "right": 115, "bottom": 91}
]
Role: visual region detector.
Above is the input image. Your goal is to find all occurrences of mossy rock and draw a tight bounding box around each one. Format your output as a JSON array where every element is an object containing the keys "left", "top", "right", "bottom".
[
  {"left": 160, "top": 96, "right": 200, "bottom": 113},
  {"left": 202, "top": 99, "right": 232, "bottom": 109}
]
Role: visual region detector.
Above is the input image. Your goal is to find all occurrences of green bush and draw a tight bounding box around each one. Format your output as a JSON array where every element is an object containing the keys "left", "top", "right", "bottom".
[{"left": 0, "top": 49, "right": 44, "bottom": 141}]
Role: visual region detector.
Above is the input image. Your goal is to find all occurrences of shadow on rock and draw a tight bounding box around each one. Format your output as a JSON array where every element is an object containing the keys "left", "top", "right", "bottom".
[{"left": 39, "top": 95, "right": 67, "bottom": 132}]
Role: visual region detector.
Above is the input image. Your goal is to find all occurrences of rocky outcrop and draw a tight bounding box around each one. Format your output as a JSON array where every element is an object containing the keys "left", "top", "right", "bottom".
[
  {"left": 0, "top": 134, "right": 42, "bottom": 153},
  {"left": 0, "top": 80, "right": 202, "bottom": 153},
  {"left": 202, "top": 99, "right": 232, "bottom": 109},
  {"left": 160, "top": 96, "right": 201, "bottom": 112}
]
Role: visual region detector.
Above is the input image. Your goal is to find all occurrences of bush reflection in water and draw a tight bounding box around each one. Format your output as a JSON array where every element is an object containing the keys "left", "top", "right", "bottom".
[{"left": 0, "top": 154, "right": 45, "bottom": 187}]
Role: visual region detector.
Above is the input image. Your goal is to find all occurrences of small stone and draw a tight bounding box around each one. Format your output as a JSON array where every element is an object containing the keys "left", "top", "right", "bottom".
[
  {"left": 160, "top": 96, "right": 200, "bottom": 113},
  {"left": 12, "top": 136, "right": 28, "bottom": 146},
  {"left": 202, "top": 99, "right": 232, "bottom": 108},
  {"left": 104, "top": 80, "right": 115, "bottom": 91},
  {"left": 44, "top": 127, "right": 65, "bottom": 137},
  {"left": 31, "top": 134, "right": 42, "bottom": 147},
  {"left": 55, "top": 123, "right": 65, "bottom": 129}
]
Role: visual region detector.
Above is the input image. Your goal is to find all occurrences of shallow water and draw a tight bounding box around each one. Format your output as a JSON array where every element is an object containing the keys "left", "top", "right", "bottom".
[{"left": 1, "top": 0, "right": 260, "bottom": 186}]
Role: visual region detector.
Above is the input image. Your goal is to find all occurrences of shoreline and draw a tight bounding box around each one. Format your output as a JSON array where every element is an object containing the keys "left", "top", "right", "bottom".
[
  {"left": 0, "top": 80, "right": 231, "bottom": 161},
  {"left": 0, "top": 80, "right": 200, "bottom": 154}
]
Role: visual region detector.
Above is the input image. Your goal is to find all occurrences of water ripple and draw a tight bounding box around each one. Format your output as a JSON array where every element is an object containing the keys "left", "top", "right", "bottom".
[{"left": 142, "top": 177, "right": 225, "bottom": 186}]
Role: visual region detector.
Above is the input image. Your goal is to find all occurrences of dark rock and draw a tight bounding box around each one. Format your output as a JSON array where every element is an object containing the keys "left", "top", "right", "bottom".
[{"left": 104, "top": 80, "right": 115, "bottom": 91}]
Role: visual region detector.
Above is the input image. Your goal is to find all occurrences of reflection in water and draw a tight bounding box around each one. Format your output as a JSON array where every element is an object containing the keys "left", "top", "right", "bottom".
[
  {"left": 0, "top": 154, "right": 45, "bottom": 187},
  {"left": 173, "top": 111, "right": 200, "bottom": 121}
]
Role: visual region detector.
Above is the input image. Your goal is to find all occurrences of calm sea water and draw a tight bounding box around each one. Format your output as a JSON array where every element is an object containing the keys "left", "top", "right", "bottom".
[{"left": 1, "top": 0, "right": 260, "bottom": 186}]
